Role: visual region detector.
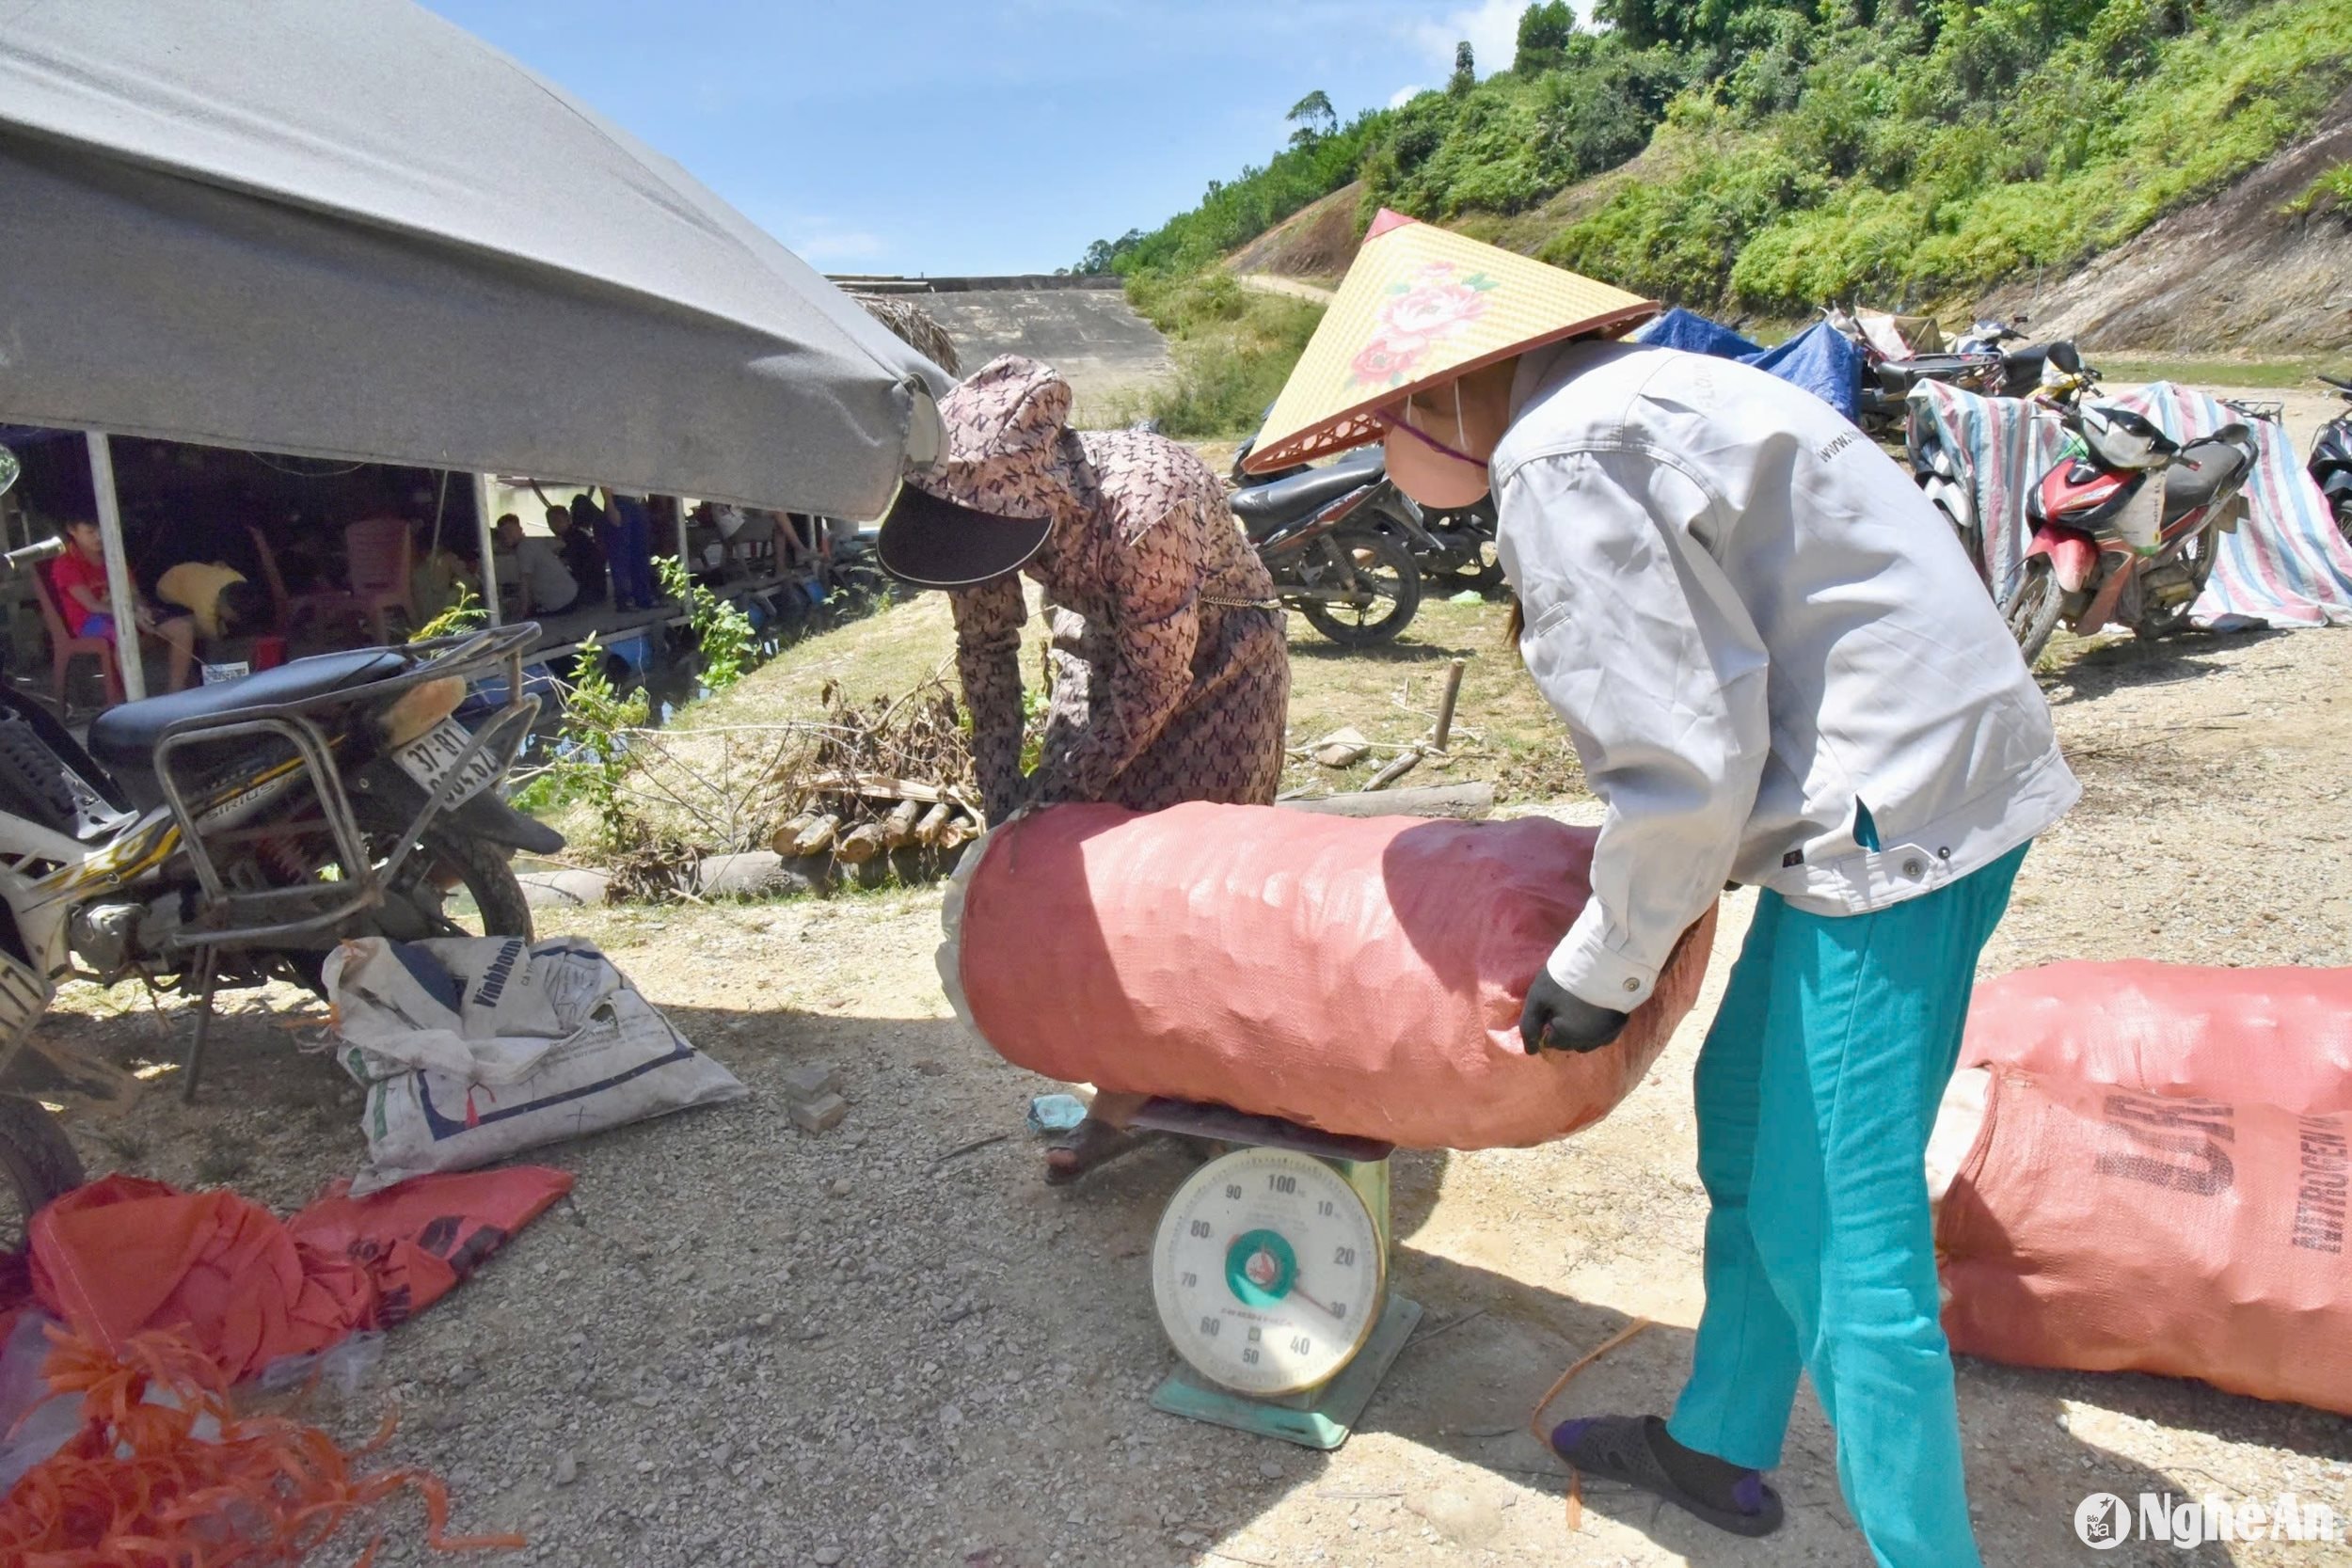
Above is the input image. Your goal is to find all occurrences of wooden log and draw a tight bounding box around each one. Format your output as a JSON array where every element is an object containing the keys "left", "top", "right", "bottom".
[
  {"left": 768, "top": 816, "right": 815, "bottom": 856},
  {"left": 882, "top": 798, "right": 924, "bottom": 848},
  {"left": 808, "top": 771, "right": 977, "bottom": 810},
  {"left": 913, "top": 801, "right": 955, "bottom": 847},
  {"left": 789, "top": 814, "right": 840, "bottom": 856},
  {"left": 834, "top": 823, "right": 887, "bottom": 864},
  {"left": 1279, "top": 782, "right": 1495, "bottom": 820},
  {"left": 1364, "top": 748, "right": 1423, "bottom": 790}
]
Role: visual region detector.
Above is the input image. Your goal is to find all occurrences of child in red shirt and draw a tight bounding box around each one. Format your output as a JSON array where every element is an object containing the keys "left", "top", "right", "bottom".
[{"left": 50, "top": 517, "right": 195, "bottom": 692}]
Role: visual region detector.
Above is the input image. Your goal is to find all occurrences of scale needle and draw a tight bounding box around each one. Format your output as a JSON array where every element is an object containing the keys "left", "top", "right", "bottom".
[{"left": 1291, "top": 1282, "right": 1345, "bottom": 1321}]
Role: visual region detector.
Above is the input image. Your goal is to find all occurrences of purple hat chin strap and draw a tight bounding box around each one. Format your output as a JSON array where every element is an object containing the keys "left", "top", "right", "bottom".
[{"left": 1375, "top": 406, "right": 1486, "bottom": 467}]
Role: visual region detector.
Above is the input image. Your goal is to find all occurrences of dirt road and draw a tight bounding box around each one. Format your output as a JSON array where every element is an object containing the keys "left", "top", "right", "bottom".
[{"left": 28, "top": 622, "right": 2352, "bottom": 1567}]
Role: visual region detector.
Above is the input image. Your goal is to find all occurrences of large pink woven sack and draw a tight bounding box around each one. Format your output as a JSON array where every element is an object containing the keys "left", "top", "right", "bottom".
[
  {"left": 942, "top": 802, "right": 1715, "bottom": 1149},
  {"left": 1961, "top": 961, "right": 2352, "bottom": 1116},
  {"left": 1938, "top": 1068, "right": 2351, "bottom": 1414}
]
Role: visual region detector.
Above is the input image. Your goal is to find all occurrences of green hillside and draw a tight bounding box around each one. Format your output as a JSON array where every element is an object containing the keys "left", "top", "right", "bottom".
[{"left": 1081, "top": 0, "right": 2351, "bottom": 412}]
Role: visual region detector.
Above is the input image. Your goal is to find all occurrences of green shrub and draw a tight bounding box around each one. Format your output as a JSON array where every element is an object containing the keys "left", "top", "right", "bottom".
[
  {"left": 1104, "top": 0, "right": 2351, "bottom": 323},
  {"left": 1120, "top": 293, "right": 1326, "bottom": 438},
  {"left": 2284, "top": 163, "right": 2352, "bottom": 214}
]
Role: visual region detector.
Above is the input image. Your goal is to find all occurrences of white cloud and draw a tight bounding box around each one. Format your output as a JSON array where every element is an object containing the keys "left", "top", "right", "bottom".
[
  {"left": 1409, "top": 0, "right": 1523, "bottom": 77},
  {"left": 1388, "top": 83, "right": 1429, "bottom": 107}
]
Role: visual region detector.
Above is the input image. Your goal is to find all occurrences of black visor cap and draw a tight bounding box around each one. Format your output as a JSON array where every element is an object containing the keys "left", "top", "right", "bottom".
[{"left": 875, "top": 484, "right": 1055, "bottom": 590}]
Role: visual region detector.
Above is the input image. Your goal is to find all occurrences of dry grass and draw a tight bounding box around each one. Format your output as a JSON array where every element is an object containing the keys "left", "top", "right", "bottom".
[
  {"left": 1276, "top": 594, "right": 1583, "bottom": 800},
  {"left": 668, "top": 585, "right": 1587, "bottom": 808}
]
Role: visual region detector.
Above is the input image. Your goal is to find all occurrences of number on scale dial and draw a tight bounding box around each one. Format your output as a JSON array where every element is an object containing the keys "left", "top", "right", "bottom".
[{"left": 1151, "top": 1147, "right": 1384, "bottom": 1396}]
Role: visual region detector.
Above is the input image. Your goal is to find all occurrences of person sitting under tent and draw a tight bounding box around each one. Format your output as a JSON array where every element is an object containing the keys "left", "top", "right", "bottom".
[
  {"left": 494, "top": 513, "right": 582, "bottom": 619},
  {"left": 154, "top": 560, "right": 270, "bottom": 641},
  {"left": 52, "top": 516, "right": 196, "bottom": 691},
  {"left": 545, "top": 502, "right": 607, "bottom": 605}
]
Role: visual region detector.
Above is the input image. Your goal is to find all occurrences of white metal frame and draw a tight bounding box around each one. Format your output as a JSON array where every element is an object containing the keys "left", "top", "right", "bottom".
[{"left": 83, "top": 431, "right": 145, "bottom": 702}]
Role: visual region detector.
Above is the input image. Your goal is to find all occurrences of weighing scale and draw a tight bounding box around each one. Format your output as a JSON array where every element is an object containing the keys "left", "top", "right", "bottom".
[{"left": 1131, "top": 1099, "right": 1422, "bottom": 1450}]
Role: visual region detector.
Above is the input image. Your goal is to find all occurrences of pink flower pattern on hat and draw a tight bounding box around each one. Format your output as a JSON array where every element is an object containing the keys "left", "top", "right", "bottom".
[{"left": 1346, "top": 261, "right": 1497, "bottom": 390}]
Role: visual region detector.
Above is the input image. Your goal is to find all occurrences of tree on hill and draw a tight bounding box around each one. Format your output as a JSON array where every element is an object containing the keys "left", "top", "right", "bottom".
[
  {"left": 1287, "top": 89, "right": 1337, "bottom": 148},
  {"left": 1518, "top": 2, "right": 1577, "bottom": 72},
  {"left": 1450, "top": 40, "right": 1476, "bottom": 95}
]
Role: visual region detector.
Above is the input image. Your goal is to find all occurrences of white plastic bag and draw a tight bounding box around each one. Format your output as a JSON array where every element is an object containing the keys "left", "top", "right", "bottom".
[{"left": 325, "top": 936, "right": 744, "bottom": 1192}]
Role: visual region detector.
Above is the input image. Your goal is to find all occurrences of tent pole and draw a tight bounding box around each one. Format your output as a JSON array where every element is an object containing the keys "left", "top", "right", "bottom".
[
  {"left": 472, "top": 472, "right": 502, "bottom": 627},
  {"left": 84, "top": 432, "right": 145, "bottom": 702}
]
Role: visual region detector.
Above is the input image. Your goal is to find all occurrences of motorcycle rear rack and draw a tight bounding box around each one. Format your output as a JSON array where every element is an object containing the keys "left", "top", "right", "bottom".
[
  {"left": 148, "top": 622, "right": 540, "bottom": 951},
  {"left": 137, "top": 623, "right": 542, "bottom": 1100}
]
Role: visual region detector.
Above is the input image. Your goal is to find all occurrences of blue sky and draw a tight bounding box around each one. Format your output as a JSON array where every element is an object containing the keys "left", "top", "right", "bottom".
[{"left": 426, "top": 1, "right": 1529, "bottom": 276}]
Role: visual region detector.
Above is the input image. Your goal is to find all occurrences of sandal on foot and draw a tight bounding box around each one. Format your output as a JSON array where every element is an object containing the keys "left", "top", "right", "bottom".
[
  {"left": 1550, "top": 1415, "right": 1784, "bottom": 1538},
  {"left": 1042, "top": 1119, "right": 1167, "bottom": 1186}
]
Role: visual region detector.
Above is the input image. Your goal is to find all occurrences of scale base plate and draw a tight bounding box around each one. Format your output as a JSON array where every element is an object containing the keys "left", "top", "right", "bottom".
[{"left": 1149, "top": 1294, "right": 1422, "bottom": 1450}]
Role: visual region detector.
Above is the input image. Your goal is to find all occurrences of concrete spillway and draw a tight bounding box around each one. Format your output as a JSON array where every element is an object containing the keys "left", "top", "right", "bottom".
[{"left": 834, "top": 277, "right": 1173, "bottom": 424}]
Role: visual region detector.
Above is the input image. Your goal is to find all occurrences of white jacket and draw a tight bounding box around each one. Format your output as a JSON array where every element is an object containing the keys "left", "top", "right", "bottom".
[{"left": 1493, "top": 341, "right": 2078, "bottom": 1010}]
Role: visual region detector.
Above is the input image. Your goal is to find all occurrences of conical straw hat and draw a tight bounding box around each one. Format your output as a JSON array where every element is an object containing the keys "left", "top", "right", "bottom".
[{"left": 1242, "top": 210, "right": 1658, "bottom": 474}]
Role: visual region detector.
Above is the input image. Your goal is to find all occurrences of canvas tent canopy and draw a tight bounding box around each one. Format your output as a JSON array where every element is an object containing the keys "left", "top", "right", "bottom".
[{"left": 0, "top": 0, "right": 946, "bottom": 520}]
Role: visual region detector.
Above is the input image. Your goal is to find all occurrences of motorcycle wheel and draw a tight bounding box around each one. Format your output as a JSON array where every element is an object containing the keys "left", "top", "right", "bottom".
[
  {"left": 2136, "top": 520, "right": 2223, "bottom": 642},
  {"left": 2002, "top": 557, "right": 2065, "bottom": 665},
  {"left": 1432, "top": 536, "right": 1505, "bottom": 594},
  {"left": 0, "top": 1093, "right": 85, "bottom": 1253},
  {"left": 358, "top": 809, "right": 535, "bottom": 944},
  {"left": 1298, "top": 529, "right": 1422, "bottom": 646}
]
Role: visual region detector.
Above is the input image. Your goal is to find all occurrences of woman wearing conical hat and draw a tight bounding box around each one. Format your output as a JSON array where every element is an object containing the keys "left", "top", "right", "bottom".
[
  {"left": 1248, "top": 213, "right": 2075, "bottom": 1566},
  {"left": 879, "top": 355, "right": 1291, "bottom": 1183}
]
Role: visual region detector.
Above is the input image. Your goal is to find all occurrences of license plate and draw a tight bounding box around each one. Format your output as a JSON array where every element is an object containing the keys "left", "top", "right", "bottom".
[{"left": 393, "top": 718, "right": 501, "bottom": 806}]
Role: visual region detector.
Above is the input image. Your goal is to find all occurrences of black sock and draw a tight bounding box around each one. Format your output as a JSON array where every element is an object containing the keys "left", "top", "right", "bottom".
[{"left": 1644, "top": 1417, "right": 1762, "bottom": 1513}]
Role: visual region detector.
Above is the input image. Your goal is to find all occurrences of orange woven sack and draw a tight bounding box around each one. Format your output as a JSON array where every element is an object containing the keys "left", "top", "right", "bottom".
[
  {"left": 1937, "top": 1068, "right": 2351, "bottom": 1413},
  {"left": 1960, "top": 961, "right": 2352, "bottom": 1115},
  {"left": 941, "top": 802, "right": 1715, "bottom": 1149}
]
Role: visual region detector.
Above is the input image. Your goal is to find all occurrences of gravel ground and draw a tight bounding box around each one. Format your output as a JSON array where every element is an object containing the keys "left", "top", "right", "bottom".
[{"left": 25, "top": 617, "right": 2352, "bottom": 1567}]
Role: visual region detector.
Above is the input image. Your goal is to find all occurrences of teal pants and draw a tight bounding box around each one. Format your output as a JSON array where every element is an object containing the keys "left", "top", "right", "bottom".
[{"left": 1667, "top": 843, "right": 2027, "bottom": 1568}]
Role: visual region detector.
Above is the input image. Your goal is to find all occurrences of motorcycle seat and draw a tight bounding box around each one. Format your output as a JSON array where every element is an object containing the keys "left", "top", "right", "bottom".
[
  {"left": 1227, "top": 447, "right": 1386, "bottom": 536},
  {"left": 87, "top": 647, "right": 409, "bottom": 775},
  {"left": 2159, "top": 426, "right": 2255, "bottom": 526}
]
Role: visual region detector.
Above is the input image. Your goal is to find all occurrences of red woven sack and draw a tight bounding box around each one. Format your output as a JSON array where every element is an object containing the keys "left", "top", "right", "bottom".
[
  {"left": 942, "top": 802, "right": 1714, "bottom": 1149},
  {"left": 1961, "top": 960, "right": 2352, "bottom": 1116},
  {"left": 1937, "top": 1068, "right": 2351, "bottom": 1413}
]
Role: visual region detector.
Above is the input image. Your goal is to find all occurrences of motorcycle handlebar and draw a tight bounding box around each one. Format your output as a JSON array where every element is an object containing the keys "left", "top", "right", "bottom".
[{"left": 1, "top": 537, "right": 66, "bottom": 576}]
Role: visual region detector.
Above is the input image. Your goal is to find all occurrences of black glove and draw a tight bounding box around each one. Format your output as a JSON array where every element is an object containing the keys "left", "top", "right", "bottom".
[{"left": 1519, "top": 969, "right": 1629, "bottom": 1054}]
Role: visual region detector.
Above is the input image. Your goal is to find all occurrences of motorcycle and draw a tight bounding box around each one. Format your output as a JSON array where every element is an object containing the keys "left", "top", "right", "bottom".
[
  {"left": 2001, "top": 403, "right": 2260, "bottom": 663},
  {"left": 2311, "top": 372, "right": 2352, "bottom": 542},
  {"left": 1226, "top": 447, "right": 1422, "bottom": 645},
  {"left": 0, "top": 480, "right": 559, "bottom": 1243},
  {"left": 1906, "top": 340, "right": 2104, "bottom": 578},
  {"left": 1231, "top": 419, "right": 1501, "bottom": 595},
  {"left": 1841, "top": 309, "right": 2088, "bottom": 443}
]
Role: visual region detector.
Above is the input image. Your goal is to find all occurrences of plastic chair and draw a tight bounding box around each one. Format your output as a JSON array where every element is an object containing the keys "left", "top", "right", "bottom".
[
  {"left": 246, "top": 524, "right": 359, "bottom": 642},
  {"left": 342, "top": 516, "right": 415, "bottom": 643},
  {"left": 31, "top": 560, "right": 125, "bottom": 708}
]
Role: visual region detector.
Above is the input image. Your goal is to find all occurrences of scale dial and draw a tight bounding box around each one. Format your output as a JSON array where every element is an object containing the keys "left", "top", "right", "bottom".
[{"left": 1152, "top": 1147, "right": 1384, "bottom": 1397}]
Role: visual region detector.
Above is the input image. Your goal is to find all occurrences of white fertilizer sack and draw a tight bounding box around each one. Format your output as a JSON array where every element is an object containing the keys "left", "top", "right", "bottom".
[{"left": 326, "top": 936, "right": 744, "bottom": 1192}]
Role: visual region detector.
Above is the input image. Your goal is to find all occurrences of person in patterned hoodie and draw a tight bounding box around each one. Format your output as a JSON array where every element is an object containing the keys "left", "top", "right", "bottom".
[{"left": 879, "top": 355, "right": 1292, "bottom": 1181}]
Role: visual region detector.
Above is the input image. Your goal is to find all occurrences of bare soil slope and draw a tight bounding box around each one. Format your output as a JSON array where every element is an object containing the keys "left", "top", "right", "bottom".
[
  {"left": 1983, "top": 87, "right": 2352, "bottom": 355},
  {"left": 1224, "top": 182, "right": 1365, "bottom": 282}
]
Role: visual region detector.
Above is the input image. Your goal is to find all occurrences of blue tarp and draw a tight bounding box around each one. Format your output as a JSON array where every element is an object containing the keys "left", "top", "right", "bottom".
[{"left": 1632, "top": 308, "right": 1864, "bottom": 422}]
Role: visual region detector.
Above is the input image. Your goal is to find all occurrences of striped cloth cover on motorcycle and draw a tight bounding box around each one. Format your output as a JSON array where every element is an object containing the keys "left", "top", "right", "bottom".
[{"left": 1909, "top": 378, "right": 2352, "bottom": 629}]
